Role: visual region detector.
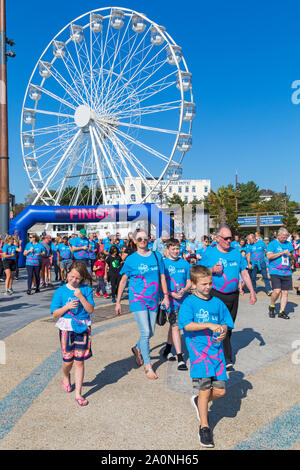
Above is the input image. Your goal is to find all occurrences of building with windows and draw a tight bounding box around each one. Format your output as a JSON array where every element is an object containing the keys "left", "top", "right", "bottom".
[{"left": 125, "top": 177, "right": 211, "bottom": 206}]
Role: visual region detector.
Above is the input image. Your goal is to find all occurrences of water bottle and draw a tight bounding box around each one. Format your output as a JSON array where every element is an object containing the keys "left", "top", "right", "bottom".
[{"left": 212, "top": 331, "right": 221, "bottom": 345}]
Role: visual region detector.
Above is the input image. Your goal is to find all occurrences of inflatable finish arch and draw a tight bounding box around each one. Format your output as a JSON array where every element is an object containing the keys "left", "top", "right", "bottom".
[{"left": 10, "top": 203, "right": 174, "bottom": 267}]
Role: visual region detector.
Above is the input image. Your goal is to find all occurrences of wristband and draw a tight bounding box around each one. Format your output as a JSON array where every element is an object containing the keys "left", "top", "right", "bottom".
[{"left": 163, "top": 293, "right": 169, "bottom": 296}]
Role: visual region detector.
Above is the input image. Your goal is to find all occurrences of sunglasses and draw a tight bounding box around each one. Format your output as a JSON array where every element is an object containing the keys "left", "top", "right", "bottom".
[
  {"left": 136, "top": 237, "right": 148, "bottom": 242},
  {"left": 219, "top": 236, "right": 232, "bottom": 241}
]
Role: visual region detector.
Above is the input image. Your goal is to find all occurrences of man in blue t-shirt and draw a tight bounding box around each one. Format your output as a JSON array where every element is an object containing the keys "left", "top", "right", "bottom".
[
  {"left": 199, "top": 224, "right": 256, "bottom": 368},
  {"left": 246, "top": 233, "right": 272, "bottom": 295},
  {"left": 69, "top": 229, "right": 90, "bottom": 267},
  {"left": 266, "top": 227, "right": 294, "bottom": 319}
]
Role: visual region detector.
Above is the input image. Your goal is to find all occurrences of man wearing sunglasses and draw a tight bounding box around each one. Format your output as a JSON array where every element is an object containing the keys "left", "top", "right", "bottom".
[{"left": 200, "top": 225, "right": 256, "bottom": 369}]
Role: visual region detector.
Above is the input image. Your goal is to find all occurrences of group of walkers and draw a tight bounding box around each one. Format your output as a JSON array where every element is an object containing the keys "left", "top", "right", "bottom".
[{"left": 2, "top": 224, "right": 299, "bottom": 448}]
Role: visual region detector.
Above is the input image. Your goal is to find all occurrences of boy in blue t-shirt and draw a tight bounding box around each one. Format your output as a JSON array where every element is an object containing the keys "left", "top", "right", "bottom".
[
  {"left": 163, "top": 238, "right": 191, "bottom": 370},
  {"left": 179, "top": 265, "right": 234, "bottom": 448}
]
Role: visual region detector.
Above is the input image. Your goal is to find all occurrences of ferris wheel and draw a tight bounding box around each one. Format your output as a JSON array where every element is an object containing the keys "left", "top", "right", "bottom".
[{"left": 21, "top": 7, "right": 195, "bottom": 206}]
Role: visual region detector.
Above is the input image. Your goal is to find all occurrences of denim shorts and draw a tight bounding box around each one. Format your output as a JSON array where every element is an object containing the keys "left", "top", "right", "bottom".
[{"left": 192, "top": 377, "right": 226, "bottom": 392}]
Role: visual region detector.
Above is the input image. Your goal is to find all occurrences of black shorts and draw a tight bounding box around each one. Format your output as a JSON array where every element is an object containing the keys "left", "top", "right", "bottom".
[
  {"left": 270, "top": 275, "right": 293, "bottom": 291},
  {"left": 3, "top": 259, "right": 16, "bottom": 272}
]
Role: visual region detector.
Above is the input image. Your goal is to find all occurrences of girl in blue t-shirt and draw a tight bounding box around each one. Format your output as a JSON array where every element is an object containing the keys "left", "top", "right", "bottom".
[
  {"left": 115, "top": 230, "right": 170, "bottom": 380},
  {"left": 51, "top": 261, "right": 94, "bottom": 407},
  {"left": 2, "top": 235, "right": 22, "bottom": 296}
]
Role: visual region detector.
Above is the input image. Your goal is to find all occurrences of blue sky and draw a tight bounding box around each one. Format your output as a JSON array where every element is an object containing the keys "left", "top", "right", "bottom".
[{"left": 5, "top": 0, "right": 300, "bottom": 203}]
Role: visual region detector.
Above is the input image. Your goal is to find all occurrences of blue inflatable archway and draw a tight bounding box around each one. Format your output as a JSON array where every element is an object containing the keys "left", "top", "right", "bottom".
[{"left": 10, "top": 203, "right": 174, "bottom": 267}]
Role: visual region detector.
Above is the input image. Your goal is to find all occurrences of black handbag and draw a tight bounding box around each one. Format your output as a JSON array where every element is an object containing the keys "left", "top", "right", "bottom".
[{"left": 153, "top": 251, "right": 167, "bottom": 326}]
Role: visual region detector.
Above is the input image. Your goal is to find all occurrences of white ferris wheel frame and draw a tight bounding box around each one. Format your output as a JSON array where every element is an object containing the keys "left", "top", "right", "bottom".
[{"left": 20, "top": 6, "right": 194, "bottom": 206}]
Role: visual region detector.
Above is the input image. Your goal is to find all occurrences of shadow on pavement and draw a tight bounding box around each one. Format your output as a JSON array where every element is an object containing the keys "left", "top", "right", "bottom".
[
  {"left": 209, "top": 370, "right": 253, "bottom": 431},
  {"left": 83, "top": 356, "right": 136, "bottom": 397}
]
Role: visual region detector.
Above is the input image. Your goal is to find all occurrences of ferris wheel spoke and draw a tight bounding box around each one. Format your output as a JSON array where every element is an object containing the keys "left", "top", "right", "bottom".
[
  {"left": 102, "top": 137, "right": 127, "bottom": 192},
  {"left": 26, "top": 122, "right": 76, "bottom": 137},
  {"left": 107, "top": 68, "right": 177, "bottom": 115},
  {"left": 108, "top": 135, "right": 142, "bottom": 195},
  {"left": 118, "top": 121, "right": 178, "bottom": 135},
  {"left": 113, "top": 127, "right": 170, "bottom": 164},
  {"left": 53, "top": 135, "right": 83, "bottom": 204},
  {"left": 35, "top": 85, "right": 77, "bottom": 111},
  {"left": 24, "top": 108, "right": 74, "bottom": 120},
  {"left": 109, "top": 132, "right": 153, "bottom": 194},
  {"left": 89, "top": 125, "right": 108, "bottom": 205},
  {"left": 103, "top": 42, "right": 167, "bottom": 113},
  {"left": 72, "top": 37, "right": 94, "bottom": 106},
  {"left": 24, "top": 126, "right": 78, "bottom": 160},
  {"left": 117, "top": 100, "right": 181, "bottom": 120},
  {"left": 32, "top": 129, "right": 81, "bottom": 204},
  {"left": 32, "top": 135, "right": 80, "bottom": 182},
  {"left": 102, "top": 25, "right": 152, "bottom": 109},
  {"left": 47, "top": 62, "right": 85, "bottom": 107},
  {"left": 103, "top": 16, "right": 133, "bottom": 103},
  {"left": 92, "top": 125, "right": 127, "bottom": 203}
]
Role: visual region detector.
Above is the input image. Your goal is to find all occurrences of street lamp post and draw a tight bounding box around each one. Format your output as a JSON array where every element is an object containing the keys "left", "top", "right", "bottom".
[{"left": 0, "top": 0, "right": 14, "bottom": 236}]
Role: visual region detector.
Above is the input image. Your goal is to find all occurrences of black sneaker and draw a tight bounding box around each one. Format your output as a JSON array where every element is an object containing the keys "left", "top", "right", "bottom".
[
  {"left": 163, "top": 347, "right": 176, "bottom": 361},
  {"left": 278, "top": 311, "right": 290, "bottom": 320},
  {"left": 268, "top": 306, "right": 275, "bottom": 318},
  {"left": 190, "top": 395, "right": 200, "bottom": 421},
  {"left": 199, "top": 426, "right": 214, "bottom": 448},
  {"left": 26, "top": 290, "right": 32, "bottom": 295},
  {"left": 178, "top": 360, "right": 188, "bottom": 371}
]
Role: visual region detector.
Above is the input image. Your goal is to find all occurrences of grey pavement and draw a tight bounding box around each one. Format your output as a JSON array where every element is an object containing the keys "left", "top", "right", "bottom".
[{"left": 0, "top": 270, "right": 300, "bottom": 450}]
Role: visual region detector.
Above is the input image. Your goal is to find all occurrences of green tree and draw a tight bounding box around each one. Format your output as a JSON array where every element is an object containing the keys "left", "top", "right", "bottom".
[
  {"left": 237, "top": 181, "right": 260, "bottom": 213},
  {"left": 282, "top": 203, "right": 299, "bottom": 234},
  {"left": 207, "top": 185, "right": 239, "bottom": 230}
]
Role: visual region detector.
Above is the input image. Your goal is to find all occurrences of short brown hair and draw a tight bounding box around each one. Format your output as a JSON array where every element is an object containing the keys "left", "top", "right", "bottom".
[
  {"left": 166, "top": 238, "right": 180, "bottom": 248},
  {"left": 190, "top": 265, "right": 211, "bottom": 284}
]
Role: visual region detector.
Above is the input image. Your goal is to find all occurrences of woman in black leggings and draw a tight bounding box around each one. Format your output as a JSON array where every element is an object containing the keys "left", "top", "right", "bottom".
[{"left": 23, "top": 233, "right": 46, "bottom": 294}]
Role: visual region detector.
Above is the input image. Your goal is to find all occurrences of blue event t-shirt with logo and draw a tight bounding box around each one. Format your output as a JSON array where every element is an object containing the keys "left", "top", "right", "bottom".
[
  {"left": 179, "top": 294, "right": 234, "bottom": 380},
  {"left": 200, "top": 245, "right": 247, "bottom": 293},
  {"left": 56, "top": 243, "right": 72, "bottom": 261},
  {"left": 24, "top": 242, "right": 45, "bottom": 266},
  {"left": 50, "top": 284, "right": 94, "bottom": 320},
  {"left": 2, "top": 243, "right": 17, "bottom": 260},
  {"left": 69, "top": 236, "right": 89, "bottom": 260},
  {"left": 163, "top": 257, "right": 190, "bottom": 311},
  {"left": 267, "top": 239, "right": 294, "bottom": 276},
  {"left": 246, "top": 240, "right": 267, "bottom": 267},
  {"left": 88, "top": 240, "right": 98, "bottom": 260},
  {"left": 120, "top": 251, "right": 164, "bottom": 312}
]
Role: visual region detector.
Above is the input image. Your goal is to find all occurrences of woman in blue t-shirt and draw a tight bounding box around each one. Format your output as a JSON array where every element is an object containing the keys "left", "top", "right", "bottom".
[
  {"left": 115, "top": 229, "right": 170, "bottom": 380},
  {"left": 23, "top": 233, "right": 46, "bottom": 294},
  {"left": 2, "top": 235, "right": 22, "bottom": 296}
]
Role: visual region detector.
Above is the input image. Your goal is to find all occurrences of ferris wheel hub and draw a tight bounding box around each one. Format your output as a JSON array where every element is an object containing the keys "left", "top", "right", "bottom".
[{"left": 74, "top": 104, "right": 94, "bottom": 128}]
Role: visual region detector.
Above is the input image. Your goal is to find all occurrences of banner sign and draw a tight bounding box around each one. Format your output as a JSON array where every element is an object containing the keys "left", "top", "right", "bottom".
[{"left": 238, "top": 215, "right": 283, "bottom": 226}]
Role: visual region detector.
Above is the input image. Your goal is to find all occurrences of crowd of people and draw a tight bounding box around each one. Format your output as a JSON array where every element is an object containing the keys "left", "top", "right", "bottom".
[{"left": 1, "top": 225, "right": 299, "bottom": 447}]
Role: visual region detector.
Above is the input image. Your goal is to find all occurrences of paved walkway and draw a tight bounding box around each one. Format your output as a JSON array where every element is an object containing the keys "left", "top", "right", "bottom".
[{"left": 0, "top": 271, "right": 300, "bottom": 450}]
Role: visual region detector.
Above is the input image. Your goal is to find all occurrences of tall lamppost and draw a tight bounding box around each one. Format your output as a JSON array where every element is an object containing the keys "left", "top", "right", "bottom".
[{"left": 0, "top": 0, "right": 15, "bottom": 236}]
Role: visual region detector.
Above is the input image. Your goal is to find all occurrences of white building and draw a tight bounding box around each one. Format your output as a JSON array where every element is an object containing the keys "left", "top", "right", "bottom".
[{"left": 125, "top": 177, "right": 211, "bottom": 205}]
